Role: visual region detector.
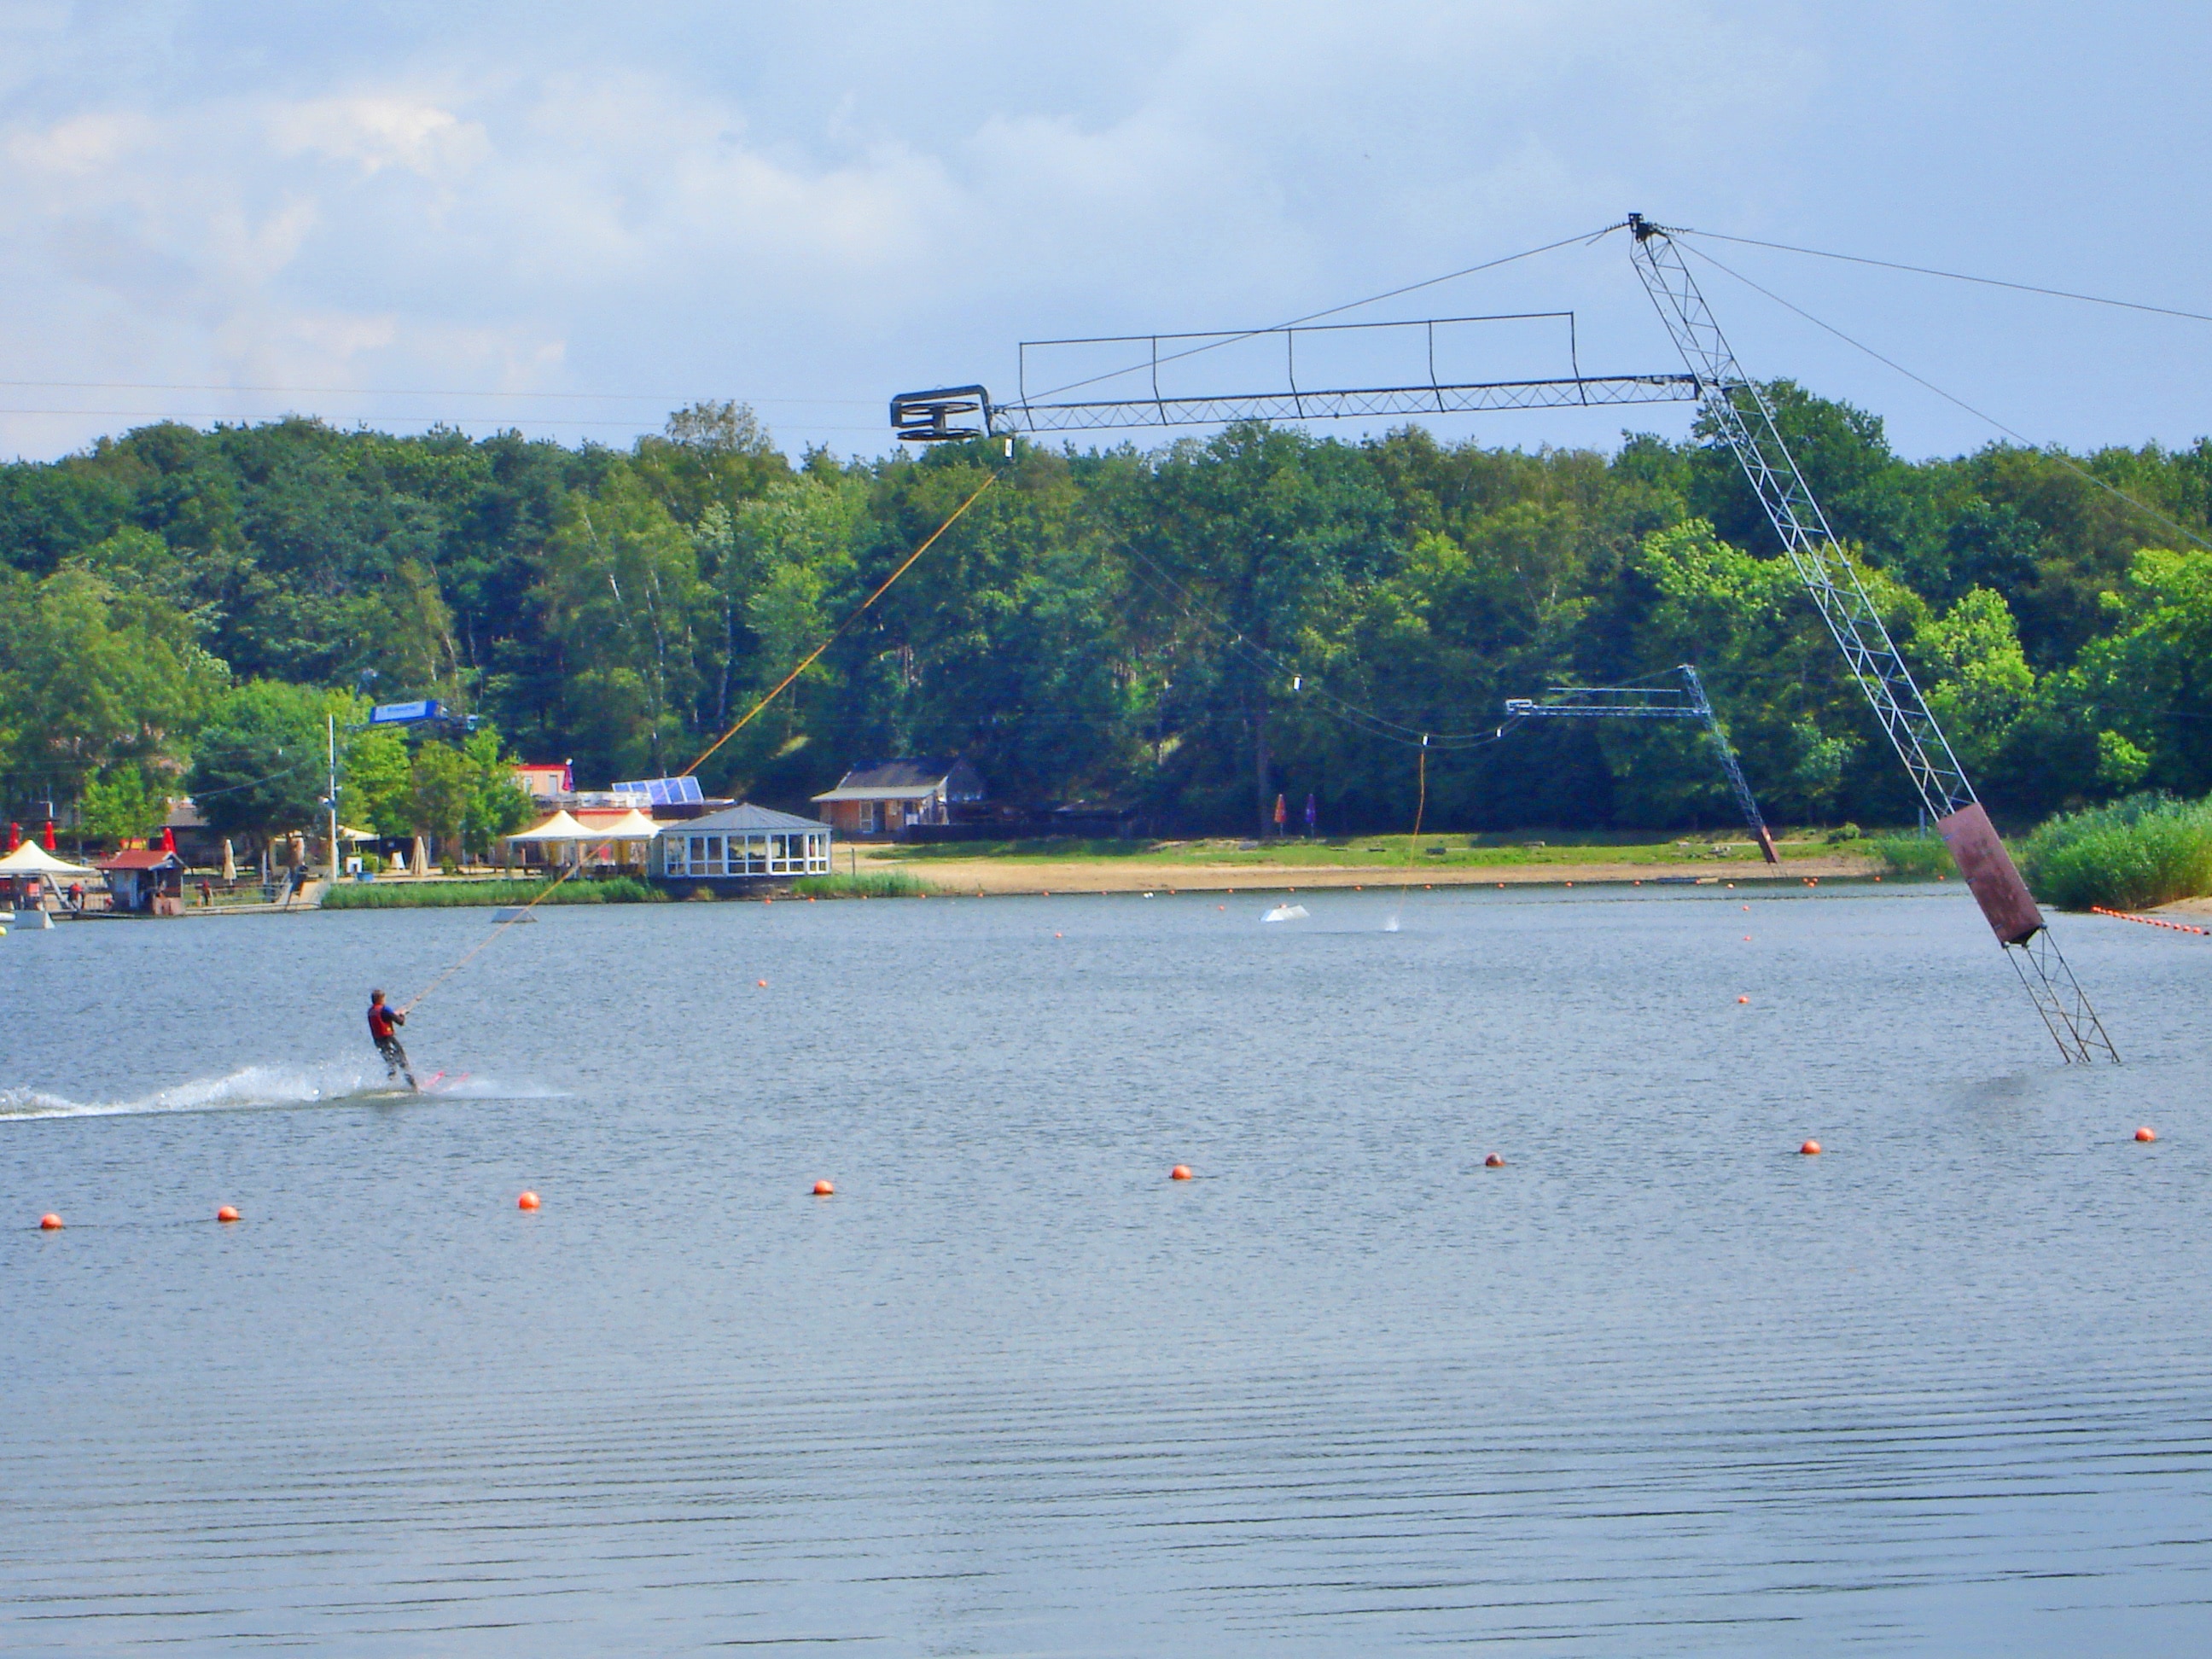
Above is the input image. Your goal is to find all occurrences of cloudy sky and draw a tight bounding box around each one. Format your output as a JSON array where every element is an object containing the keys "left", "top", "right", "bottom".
[{"left": 2, "top": 1, "right": 2206, "bottom": 463}]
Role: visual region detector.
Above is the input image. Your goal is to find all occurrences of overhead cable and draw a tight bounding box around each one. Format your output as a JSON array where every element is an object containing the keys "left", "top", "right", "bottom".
[
  {"left": 1677, "top": 227, "right": 2212, "bottom": 327},
  {"left": 1678, "top": 242, "right": 2212, "bottom": 559},
  {"left": 1022, "top": 219, "right": 1627, "bottom": 404}
]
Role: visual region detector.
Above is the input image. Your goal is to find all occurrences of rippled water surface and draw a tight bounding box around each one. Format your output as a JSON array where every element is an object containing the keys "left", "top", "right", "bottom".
[{"left": 3, "top": 885, "right": 2209, "bottom": 1654}]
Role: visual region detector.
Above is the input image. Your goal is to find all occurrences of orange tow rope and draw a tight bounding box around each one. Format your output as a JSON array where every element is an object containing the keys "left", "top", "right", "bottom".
[{"left": 398, "top": 471, "right": 998, "bottom": 1015}]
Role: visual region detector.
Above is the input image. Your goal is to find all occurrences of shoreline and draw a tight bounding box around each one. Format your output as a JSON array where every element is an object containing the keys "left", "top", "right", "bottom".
[{"left": 860, "top": 853, "right": 1885, "bottom": 895}]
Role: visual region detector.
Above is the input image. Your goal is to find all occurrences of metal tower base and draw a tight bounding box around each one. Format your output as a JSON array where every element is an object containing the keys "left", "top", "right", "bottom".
[{"left": 2007, "top": 928, "right": 2121, "bottom": 1064}]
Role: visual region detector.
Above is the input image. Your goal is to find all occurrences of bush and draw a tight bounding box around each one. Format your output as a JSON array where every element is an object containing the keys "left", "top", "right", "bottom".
[
  {"left": 2019, "top": 792, "right": 2212, "bottom": 911},
  {"left": 790, "top": 870, "right": 931, "bottom": 899},
  {"left": 321, "top": 876, "right": 666, "bottom": 909},
  {"left": 1867, "top": 835, "right": 1955, "bottom": 881}
]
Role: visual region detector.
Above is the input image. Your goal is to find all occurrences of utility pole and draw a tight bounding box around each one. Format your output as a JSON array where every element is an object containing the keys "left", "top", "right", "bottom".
[{"left": 327, "top": 713, "right": 341, "bottom": 887}]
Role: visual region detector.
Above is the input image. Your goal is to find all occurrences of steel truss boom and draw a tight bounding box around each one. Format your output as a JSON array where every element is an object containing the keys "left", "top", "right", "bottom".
[
  {"left": 888, "top": 311, "right": 1697, "bottom": 441},
  {"left": 1627, "top": 214, "right": 2116, "bottom": 1062},
  {"left": 1505, "top": 665, "right": 1778, "bottom": 863}
]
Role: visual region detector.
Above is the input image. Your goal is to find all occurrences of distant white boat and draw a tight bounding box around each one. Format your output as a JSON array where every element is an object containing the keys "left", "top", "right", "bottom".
[{"left": 1261, "top": 904, "right": 1309, "bottom": 923}]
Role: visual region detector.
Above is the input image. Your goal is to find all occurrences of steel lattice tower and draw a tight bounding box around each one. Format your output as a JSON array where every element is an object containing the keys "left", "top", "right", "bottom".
[{"left": 1627, "top": 215, "right": 2117, "bottom": 1062}]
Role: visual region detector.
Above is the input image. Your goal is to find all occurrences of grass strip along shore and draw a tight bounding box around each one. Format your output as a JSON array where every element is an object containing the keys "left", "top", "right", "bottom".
[{"left": 321, "top": 876, "right": 667, "bottom": 909}]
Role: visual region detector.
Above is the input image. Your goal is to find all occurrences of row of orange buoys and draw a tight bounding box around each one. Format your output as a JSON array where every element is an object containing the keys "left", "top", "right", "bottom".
[{"left": 29, "top": 1127, "right": 2172, "bottom": 1229}]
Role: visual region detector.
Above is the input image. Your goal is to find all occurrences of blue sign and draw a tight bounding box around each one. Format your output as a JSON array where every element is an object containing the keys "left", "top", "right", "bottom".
[{"left": 370, "top": 700, "right": 441, "bottom": 725}]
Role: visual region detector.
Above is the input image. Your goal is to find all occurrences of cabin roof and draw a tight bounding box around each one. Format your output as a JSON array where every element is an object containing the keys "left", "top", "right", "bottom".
[
  {"left": 98, "top": 849, "right": 187, "bottom": 870},
  {"left": 679, "top": 803, "right": 830, "bottom": 834}
]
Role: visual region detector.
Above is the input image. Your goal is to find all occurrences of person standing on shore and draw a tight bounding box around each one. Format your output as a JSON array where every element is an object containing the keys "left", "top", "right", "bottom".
[{"left": 367, "top": 990, "right": 416, "bottom": 1090}]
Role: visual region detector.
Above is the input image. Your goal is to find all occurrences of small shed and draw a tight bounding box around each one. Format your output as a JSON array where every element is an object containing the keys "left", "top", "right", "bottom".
[
  {"left": 98, "top": 847, "right": 189, "bottom": 915},
  {"left": 810, "top": 758, "right": 986, "bottom": 841},
  {"left": 657, "top": 804, "right": 831, "bottom": 890}
]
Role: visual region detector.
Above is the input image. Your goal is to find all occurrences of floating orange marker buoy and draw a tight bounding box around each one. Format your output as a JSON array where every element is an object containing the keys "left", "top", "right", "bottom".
[
  {"left": 1873, "top": 875, "right": 1882, "bottom": 882},
  {"left": 1170, "top": 1165, "right": 1193, "bottom": 1181},
  {"left": 757, "top": 979, "right": 768, "bottom": 988},
  {"left": 1744, "top": 935, "right": 1752, "bottom": 941},
  {"left": 1742, "top": 904, "right": 1750, "bottom": 911},
  {"left": 2136, "top": 1126, "right": 2157, "bottom": 1143},
  {"left": 38, "top": 1213, "right": 61, "bottom": 1230},
  {"left": 1484, "top": 1152, "right": 1505, "bottom": 1168},
  {"left": 1565, "top": 881, "right": 1573, "bottom": 888},
  {"left": 1738, "top": 994, "right": 1750, "bottom": 1004},
  {"left": 813, "top": 1179, "right": 835, "bottom": 1196},
  {"left": 217, "top": 1205, "right": 240, "bottom": 1224},
  {"left": 1800, "top": 1139, "right": 1821, "bottom": 1155},
  {"left": 1055, "top": 931, "right": 1063, "bottom": 938},
  {"left": 517, "top": 1190, "right": 539, "bottom": 1211}
]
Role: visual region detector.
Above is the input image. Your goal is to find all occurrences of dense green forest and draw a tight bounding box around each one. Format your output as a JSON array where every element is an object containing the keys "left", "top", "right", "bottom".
[{"left": 3, "top": 387, "right": 2208, "bottom": 847}]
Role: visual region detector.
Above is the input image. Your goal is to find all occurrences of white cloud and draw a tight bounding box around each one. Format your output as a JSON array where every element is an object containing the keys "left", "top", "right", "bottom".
[
  {"left": 268, "top": 96, "right": 490, "bottom": 180},
  {"left": 0, "top": 3, "right": 2205, "bottom": 461}
]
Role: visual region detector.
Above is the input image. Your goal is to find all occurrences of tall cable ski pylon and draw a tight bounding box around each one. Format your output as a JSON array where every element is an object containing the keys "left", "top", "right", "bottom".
[{"left": 1627, "top": 213, "right": 2117, "bottom": 1062}]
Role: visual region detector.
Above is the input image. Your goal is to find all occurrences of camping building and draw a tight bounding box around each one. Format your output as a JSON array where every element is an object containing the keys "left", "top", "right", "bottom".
[
  {"left": 656, "top": 804, "right": 831, "bottom": 890},
  {"left": 810, "top": 759, "right": 985, "bottom": 841}
]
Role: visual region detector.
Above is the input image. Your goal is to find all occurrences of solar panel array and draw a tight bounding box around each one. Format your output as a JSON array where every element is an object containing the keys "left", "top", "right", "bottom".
[{"left": 611, "top": 776, "right": 706, "bottom": 806}]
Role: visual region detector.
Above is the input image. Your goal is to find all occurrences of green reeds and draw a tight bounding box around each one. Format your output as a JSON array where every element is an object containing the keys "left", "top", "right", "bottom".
[
  {"left": 2019, "top": 792, "right": 2212, "bottom": 911},
  {"left": 321, "top": 876, "right": 666, "bottom": 909},
  {"left": 789, "top": 870, "right": 931, "bottom": 899},
  {"left": 1866, "top": 835, "right": 1956, "bottom": 882}
]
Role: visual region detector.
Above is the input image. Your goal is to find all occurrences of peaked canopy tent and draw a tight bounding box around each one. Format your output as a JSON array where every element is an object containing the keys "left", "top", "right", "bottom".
[
  {"left": 0, "top": 842, "right": 98, "bottom": 879},
  {"left": 503, "top": 809, "right": 655, "bottom": 871},
  {"left": 0, "top": 841, "right": 98, "bottom": 913}
]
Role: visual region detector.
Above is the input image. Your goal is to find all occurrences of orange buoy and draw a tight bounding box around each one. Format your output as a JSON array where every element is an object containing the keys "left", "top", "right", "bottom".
[
  {"left": 1055, "top": 931, "right": 1063, "bottom": 938},
  {"left": 217, "top": 1205, "right": 240, "bottom": 1224},
  {"left": 1744, "top": 934, "right": 1752, "bottom": 941},
  {"left": 812, "top": 1179, "right": 835, "bottom": 1196},
  {"left": 1800, "top": 1139, "right": 1821, "bottom": 1155},
  {"left": 1170, "top": 1165, "right": 1193, "bottom": 1181},
  {"left": 39, "top": 1212, "right": 62, "bottom": 1230},
  {"left": 2135, "top": 1126, "right": 2157, "bottom": 1143},
  {"left": 756, "top": 978, "right": 768, "bottom": 988},
  {"left": 1484, "top": 1152, "right": 1505, "bottom": 1168},
  {"left": 517, "top": 1190, "right": 540, "bottom": 1211},
  {"left": 1737, "top": 994, "right": 1749, "bottom": 1004}
]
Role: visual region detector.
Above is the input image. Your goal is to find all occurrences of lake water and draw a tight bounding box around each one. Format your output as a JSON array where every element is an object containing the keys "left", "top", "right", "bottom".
[{"left": 3, "top": 884, "right": 2207, "bottom": 1655}]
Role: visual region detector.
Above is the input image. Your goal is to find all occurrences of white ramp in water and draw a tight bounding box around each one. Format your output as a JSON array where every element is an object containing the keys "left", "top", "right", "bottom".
[{"left": 1261, "top": 904, "right": 1309, "bottom": 923}]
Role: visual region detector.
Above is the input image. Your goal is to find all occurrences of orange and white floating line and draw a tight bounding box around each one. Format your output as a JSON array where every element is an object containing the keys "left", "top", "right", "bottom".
[{"left": 2090, "top": 905, "right": 2209, "bottom": 935}]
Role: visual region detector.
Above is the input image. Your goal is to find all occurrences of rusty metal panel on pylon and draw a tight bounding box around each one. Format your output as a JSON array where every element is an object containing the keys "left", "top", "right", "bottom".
[{"left": 1937, "top": 802, "right": 2045, "bottom": 945}]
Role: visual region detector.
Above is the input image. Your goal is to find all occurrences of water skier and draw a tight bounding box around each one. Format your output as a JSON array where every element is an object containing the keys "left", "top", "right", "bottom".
[{"left": 367, "top": 990, "right": 417, "bottom": 1090}]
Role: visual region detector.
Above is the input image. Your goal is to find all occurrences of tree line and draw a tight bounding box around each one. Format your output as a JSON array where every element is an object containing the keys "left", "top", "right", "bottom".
[{"left": 3, "top": 387, "right": 2208, "bottom": 847}]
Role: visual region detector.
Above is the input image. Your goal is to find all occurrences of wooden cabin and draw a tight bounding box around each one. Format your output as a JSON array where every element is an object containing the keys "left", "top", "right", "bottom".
[
  {"left": 810, "top": 758, "right": 986, "bottom": 841},
  {"left": 98, "top": 848, "right": 189, "bottom": 915}
]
